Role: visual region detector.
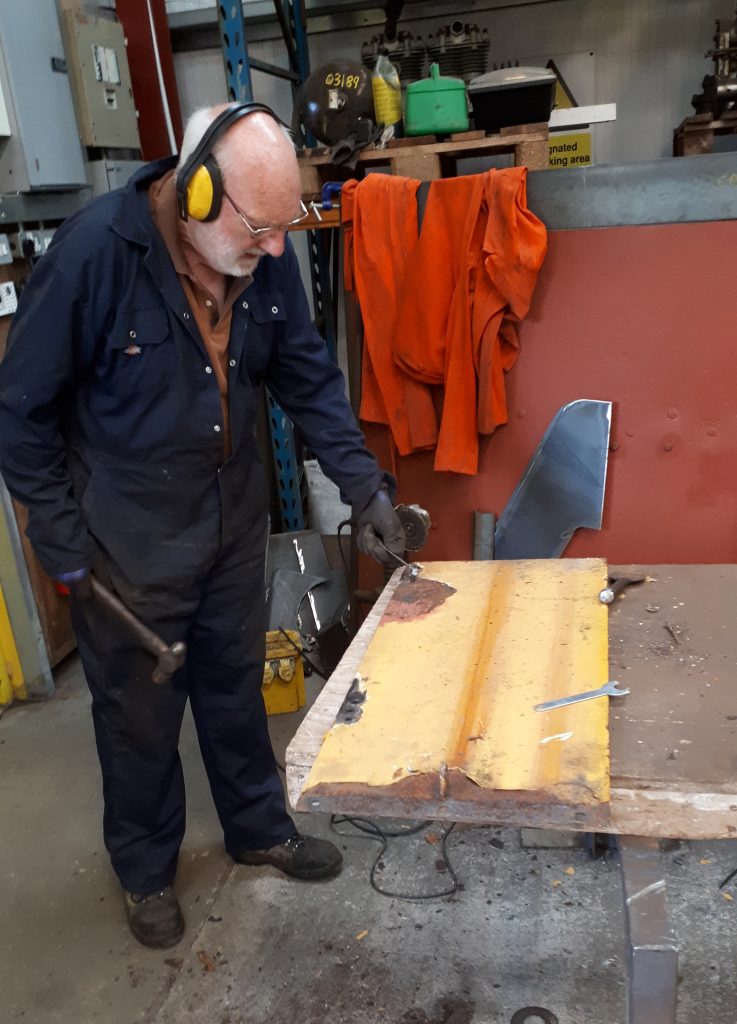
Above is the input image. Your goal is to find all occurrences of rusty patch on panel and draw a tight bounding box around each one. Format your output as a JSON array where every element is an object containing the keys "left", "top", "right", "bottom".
[{"left": 382, "top": 577, "right": 457, "bottom": 623}]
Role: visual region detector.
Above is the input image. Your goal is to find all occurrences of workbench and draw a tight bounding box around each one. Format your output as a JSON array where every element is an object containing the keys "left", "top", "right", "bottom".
[{"left": 286, "top": 564, "right": 737, "bottom": 1024}]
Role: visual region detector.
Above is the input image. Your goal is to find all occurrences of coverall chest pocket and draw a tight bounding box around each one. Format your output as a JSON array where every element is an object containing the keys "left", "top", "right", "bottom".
[
  {"left": 244, "top": 298, "right": 286, "bottom": 382},
  {"left": 106, "top": 308, "right": 173, "bottom": 394}
]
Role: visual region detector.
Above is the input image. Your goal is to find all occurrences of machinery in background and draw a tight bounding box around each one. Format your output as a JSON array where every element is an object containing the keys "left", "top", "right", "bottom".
[
  {"left": 692, "top": 7, "right": 737, "bottom": 118},
  {"left": 362, "top": 22, "right": 490, "bottom": 86},
  {"left": 361, "top": 31, "right": 426, "bottom": 85},
  {"left": 675, "top": 6, "right": 737, "bottom": 156},
  {"left": 360, "top": 0, "right": 425, "bottom": 85},
  {"left": 426, "top": 22, "right": 490, "bottom": 84}
]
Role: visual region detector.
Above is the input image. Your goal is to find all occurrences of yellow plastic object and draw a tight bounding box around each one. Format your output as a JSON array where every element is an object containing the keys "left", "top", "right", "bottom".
[
  {"left": 0, "top": 583, "right": 26, "bottom": 706},
  {"left": 305, "top": 559, "right": 610, "bottom": 806},
  {"left": 262, "top": 630, "right": 306, "bottom": 715},
  {"left": 371, "top": 54, "right": 402, "bottom": 128}
]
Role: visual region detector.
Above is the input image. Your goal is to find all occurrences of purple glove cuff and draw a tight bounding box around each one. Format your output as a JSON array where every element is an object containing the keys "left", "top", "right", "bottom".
[{"left": 56, "top": 568, "right": 89, "bottom": 583}]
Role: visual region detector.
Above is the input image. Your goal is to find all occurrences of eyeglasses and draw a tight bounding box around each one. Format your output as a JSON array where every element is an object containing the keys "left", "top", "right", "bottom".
[{"left": 223, "top": 191, "right": 310, "bottom": 237}]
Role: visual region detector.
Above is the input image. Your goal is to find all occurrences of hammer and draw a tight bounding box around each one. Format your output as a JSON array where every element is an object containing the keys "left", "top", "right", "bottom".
[
  {"left": 90, "top": 577, "right": 186, "bottom": 684},
  {"left": 598, "top": 573, "right": 646, "bottom": 605}
]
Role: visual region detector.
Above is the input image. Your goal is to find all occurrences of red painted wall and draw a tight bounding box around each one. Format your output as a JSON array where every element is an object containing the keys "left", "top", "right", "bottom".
[{"left": 364, "top": 220, "right": 737, "bottom": 565}]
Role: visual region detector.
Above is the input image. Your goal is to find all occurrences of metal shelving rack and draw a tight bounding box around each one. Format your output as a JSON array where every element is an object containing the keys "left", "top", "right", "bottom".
[{"left": 216, "top": 1, "right": 339, "bottom": 531}]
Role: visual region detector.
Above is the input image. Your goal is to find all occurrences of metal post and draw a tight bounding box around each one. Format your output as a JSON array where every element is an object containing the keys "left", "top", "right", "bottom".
[
  {"left": 284, "top": 0, "right": 310, "bottom": 82},
  {"left": 217, "top": 0, "right": 337, "bottom": 527},
  {"left": 217, "top": 2, "right": 253, "bottom": 103},
  {"left": 217, "top": 2, "right": 308, "bottom": 529},
  {"left": 266, "top": 392, "right": 305, "bottom": 531},
  {"left": 307, "top": 229, "right": 339, "bottom": 364},
  {"left": 473, "top": 511, "right": 496, "bottom": 560},
  {"left": 618, "top": 835, "right": 678, "bottom": 1024},
  {"left": 284, "top": 0, "right": 340, "bottom": 367}
]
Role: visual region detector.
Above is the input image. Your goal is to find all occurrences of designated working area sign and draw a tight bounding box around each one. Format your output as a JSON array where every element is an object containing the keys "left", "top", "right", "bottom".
[{"left": 549, "top": 132, "right": 592, "bottom": 168}]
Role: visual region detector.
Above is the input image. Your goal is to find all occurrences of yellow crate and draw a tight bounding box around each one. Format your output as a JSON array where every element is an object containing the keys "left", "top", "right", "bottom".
[{"left": 262, "top": 629, "right": 305, "bottom": 715}]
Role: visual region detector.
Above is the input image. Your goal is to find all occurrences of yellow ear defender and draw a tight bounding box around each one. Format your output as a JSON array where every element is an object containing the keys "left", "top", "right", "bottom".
[
  {"left": 184, "top": 157, "right": 218, "bottom": 221},
  {"left": 175, "top": 102, "right": 287, "bottom": 223}
]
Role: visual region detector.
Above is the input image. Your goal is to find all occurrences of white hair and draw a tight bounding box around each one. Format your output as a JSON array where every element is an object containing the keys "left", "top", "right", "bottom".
[
  {"left": 176, "top": 107, "right": 218, "bottom": 170},
  {"left": 176, "top": 105, "right": 295, "bottom": 174}
]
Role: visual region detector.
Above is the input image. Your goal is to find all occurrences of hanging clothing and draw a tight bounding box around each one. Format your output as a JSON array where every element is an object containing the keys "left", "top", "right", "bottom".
[{"left": 343, "top": 168, "right": 547, "bottom": 474}]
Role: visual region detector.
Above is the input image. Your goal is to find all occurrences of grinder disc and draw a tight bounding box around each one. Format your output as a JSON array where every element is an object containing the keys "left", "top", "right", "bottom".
[{"left": 395, "top": 503, "right": 431, "bottom": 551}]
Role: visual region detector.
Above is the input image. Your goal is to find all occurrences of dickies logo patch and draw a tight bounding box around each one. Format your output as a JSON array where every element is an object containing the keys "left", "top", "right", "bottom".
[{"left": 124, "top": 344, "right": 142, "bottom": 356}]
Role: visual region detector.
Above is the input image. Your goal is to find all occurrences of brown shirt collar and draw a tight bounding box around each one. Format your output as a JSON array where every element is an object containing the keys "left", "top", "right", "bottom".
[{"left": 149, "top": 169, "right": 191, "bottom": 276}]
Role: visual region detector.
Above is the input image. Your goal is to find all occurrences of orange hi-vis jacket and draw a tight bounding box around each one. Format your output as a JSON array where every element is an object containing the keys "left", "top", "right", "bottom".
[{"left": 342, "top": 168, "right": 547, "bottom": 474}]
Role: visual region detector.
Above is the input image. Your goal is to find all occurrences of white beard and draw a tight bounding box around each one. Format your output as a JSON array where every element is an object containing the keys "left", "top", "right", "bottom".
[{"left": 206, "top": 240, "right": 263, "bottom": 278}]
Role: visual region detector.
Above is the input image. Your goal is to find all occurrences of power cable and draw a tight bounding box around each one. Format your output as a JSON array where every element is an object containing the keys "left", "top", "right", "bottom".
[
  {"left": 337, "top": 518, "right": 353, "bottom": 584},
  {"left": 276, "top": 625, "right": 327, "bottom": 680},
  {"left": 331, "top": 815, "right": 459, "bottom": 901}
]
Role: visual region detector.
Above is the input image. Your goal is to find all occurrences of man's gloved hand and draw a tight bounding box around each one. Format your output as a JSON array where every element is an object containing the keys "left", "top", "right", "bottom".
[
  {"left": 56, "top": 568, "right": 93, "bottom": 602},
  {"left": 356, "top": 490, "right": 406, "bottom": 566}
]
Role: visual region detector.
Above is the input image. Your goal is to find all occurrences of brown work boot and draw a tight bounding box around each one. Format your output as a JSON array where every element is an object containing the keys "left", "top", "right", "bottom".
[
  {"left": 234, "top": 832, "right": 343, "bottom": 880},
  {"left": 124, "top": 886, "right": 184, "bottom": 949}
]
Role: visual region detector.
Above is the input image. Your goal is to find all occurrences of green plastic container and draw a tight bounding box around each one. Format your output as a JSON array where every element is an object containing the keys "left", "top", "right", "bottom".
[{"left": 404, "top": 63, "right": 469, "bottom": 137}]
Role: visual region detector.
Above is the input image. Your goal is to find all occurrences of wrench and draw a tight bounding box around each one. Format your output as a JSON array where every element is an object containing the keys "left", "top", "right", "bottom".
[{"left": 534, "top": 679, "right": 630, "bottom": 712}]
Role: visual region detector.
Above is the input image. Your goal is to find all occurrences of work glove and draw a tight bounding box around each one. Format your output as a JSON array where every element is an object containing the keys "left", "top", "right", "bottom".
[
  {"left": 56, "top": 568, "right": 93, "bottom": 602},
  {"left": 356, "top": 490, "right": 406, "bottom": 566}
]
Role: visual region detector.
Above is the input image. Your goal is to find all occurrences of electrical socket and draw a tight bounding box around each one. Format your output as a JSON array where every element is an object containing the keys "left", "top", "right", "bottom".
[
  {"left": 0, "top": 280, "right": 18, "bottom": 316},
  {"left": 13, "top": 228, "right": 55, "bottom": 260}
]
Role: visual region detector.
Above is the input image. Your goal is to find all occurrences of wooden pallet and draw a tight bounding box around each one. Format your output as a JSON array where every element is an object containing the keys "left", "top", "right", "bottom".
[
  {"left": 673, "top": 111, "right": 737, "bottom": 156},
  {"left": 298, "top": 123, "right": 549, "bottom": 196}
]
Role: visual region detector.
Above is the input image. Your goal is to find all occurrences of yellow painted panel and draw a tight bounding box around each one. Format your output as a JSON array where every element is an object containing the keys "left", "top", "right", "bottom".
[
  {"left": 305, "top": 559, "right": 610, "bottom": 806},
  {"left": 0, "top": 583, "right": 26, "bottom": 704}
]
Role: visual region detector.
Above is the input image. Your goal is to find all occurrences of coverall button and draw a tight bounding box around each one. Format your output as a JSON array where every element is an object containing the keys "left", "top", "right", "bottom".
[
  {"left": 205, "top": 366, "right": 213, "bottom": 374},
  {"left": 229, "top": 358, "right": 236, "bottom": 367},
  {"left": 271, "top": 305, "right": 278, "bottom": 314},
  {"left": 242, "top": 301, "right": 249, "bottom": 310},
  {"left": 129, "top": 329, "right": 136, "bottom": 338},
  {"left": 213, "top": 425, "right": 221, "bottom": 432},
  {"left": 183, "top": 311, "right": 190, "bottom": 320}
]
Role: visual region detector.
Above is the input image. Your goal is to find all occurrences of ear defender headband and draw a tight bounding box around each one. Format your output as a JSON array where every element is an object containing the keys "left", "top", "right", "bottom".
[{"left": 175, "top": 102, "right": 287, "bottom": 223}]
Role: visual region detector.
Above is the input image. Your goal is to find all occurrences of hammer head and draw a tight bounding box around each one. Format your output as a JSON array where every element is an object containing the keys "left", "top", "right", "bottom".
[
  {"left": 151, "top": 642, "right": 187, "bottom": 684},
  {"left": 598, "top": 574, "right": 646, "bottom": 604}
]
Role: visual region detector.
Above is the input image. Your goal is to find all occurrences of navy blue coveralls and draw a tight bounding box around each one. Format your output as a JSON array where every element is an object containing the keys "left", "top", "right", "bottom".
[{"left": 0, "top": 159, "right": 390, "bottom": 895}]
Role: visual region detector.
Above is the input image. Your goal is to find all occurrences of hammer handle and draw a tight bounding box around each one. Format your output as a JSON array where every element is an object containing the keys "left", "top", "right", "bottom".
[
  {"left": 607, "top": 577, "right": 633, "bottom": 601},
  {"left": 90, "top": 577, "right": 170, "bottom": 659}
]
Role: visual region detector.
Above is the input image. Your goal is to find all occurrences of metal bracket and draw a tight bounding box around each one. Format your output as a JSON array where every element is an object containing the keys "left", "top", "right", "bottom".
[{"left": 619, "top": 836, "right": 678, "bottom": 1024}]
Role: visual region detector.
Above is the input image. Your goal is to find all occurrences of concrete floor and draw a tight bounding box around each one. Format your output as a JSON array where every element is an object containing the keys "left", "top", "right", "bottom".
[{"left": 2, "top": 656, "right": 736, "bottom": 1024}]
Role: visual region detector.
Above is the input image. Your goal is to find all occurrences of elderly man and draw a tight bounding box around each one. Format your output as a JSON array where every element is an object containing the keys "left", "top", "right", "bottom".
[{"left": 0, "top": 102, "right": 404, "bottom": 948}]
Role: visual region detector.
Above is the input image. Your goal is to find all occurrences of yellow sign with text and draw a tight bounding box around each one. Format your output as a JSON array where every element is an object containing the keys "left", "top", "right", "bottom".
[{"left": 549, "top": 132, "right": 592, "bottom": 169}]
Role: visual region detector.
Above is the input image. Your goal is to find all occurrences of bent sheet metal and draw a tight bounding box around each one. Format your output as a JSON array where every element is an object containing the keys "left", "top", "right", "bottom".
[{"left": 303, "top": 559, "right": 611, "bottom": 807}]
